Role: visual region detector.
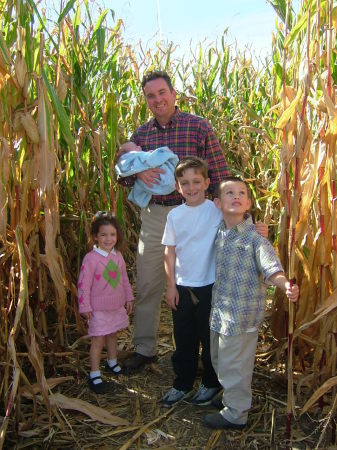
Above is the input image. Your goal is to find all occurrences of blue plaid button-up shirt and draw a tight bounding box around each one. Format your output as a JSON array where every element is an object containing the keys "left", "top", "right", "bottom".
[{"left": 210, "top": 216, "right": 283, "bottom": 336}]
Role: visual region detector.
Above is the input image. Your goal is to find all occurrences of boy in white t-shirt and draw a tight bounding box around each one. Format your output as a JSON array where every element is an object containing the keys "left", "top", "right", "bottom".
[{"left": 161, "top": 157, "right": 267, "bottom": 407}]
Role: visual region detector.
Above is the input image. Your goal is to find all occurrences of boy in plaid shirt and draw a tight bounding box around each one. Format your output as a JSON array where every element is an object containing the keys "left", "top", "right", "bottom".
[{"left": 205, "top": 177, "right": 299, "bottom": 430}]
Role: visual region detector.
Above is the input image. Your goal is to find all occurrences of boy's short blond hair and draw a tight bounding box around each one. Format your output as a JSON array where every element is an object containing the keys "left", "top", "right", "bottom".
[{"left": 174, "top": 156, "right": 209, "bottom": 181}]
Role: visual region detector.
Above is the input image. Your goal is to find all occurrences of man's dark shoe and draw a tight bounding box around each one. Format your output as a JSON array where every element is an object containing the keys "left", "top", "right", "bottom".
[
  {"left": 122, "top": 352, "right": 158, "bottom": 374},
  {"left": 205, "top": 413, "right": 246, "bottom": 430},
  {"left": 211, "top": 394, "right": 224, "bottom": 410}
]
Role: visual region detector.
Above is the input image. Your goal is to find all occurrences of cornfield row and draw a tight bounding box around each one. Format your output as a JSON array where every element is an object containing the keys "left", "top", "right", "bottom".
[{"left": 0, "top": 0, "right": 337, "bottom": 447}]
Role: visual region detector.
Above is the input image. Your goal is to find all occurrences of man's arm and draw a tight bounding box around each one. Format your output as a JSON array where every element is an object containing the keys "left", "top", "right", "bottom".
[
  {"left": 200, "top": 120, "right": 231, "bottom": 197},
  {"left": 164, "top": 245, "right": 179, "bottom": 310}
]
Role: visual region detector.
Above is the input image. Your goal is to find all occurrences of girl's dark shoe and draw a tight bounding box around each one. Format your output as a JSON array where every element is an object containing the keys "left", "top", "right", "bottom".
[
  {"left": 89, "top": 376, "right": 112, "bottom": 394},
  {"left": 105, "top": 363, "right": 122, "bottom": 375}
]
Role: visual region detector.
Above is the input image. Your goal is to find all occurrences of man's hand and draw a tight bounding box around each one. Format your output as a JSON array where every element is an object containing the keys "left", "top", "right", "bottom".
[
  {"left": 165, "top": 286, "right": 179, "bottom": 310},
  {"left": 137, "top": 168, "right": 165, "bottom": 188},
  {"left": 126, "top": 302, "right": 133, "bottom": 315},
  {"left": 81, "top": 311, "right": 91, "bottom": 321},
  {"left": 254, "top": 221, "right": 268, "bottom": 238}
]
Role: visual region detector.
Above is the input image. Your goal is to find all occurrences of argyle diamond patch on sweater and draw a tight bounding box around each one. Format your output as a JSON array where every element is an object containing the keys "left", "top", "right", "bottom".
[{"left": 102, "top": 259, "right": 121, "bottom": 288}]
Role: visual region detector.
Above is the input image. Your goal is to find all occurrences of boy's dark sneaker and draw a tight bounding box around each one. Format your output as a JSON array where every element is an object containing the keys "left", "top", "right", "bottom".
[
  {"left": 88, "top": 377, "right": 112, "bottom": 394},
  {"left": 204, "top": 413, "right": 246, "bottom": 430},
  {"left": 162, "top": 387, "right": 193, "bottom": 407},
  {"left": 122, "top": 352, "right": 158, "bottom": 374},
  {"left": 191, "top": 384, "right": 222, "bottom": 406}
]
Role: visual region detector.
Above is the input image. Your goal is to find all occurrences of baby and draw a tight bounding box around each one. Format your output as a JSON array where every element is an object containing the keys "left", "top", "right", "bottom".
[{"left": 115, "top": 142, "right": 179, "bottom": 208}]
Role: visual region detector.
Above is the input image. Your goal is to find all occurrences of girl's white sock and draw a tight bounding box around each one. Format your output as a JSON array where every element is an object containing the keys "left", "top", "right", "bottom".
[
  {"left": 90, "top": 370, "right": 102, "bottom": 384},
  {"left": 107, "top": 358, "right": 121, "bottom": 373}
]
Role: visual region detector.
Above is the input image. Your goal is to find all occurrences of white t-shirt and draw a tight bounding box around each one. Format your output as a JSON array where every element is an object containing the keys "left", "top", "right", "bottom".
[{"left": 162, "top": 199, "right": 223, "bottom": 287}]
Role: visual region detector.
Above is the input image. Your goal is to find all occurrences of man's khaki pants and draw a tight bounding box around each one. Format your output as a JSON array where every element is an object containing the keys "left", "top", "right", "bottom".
[
  {"left": 210, "top": 329, "right": 258, "bottom": 425},
  {"left": 133, "top": 204, "right": 176, "bottom": 357}
]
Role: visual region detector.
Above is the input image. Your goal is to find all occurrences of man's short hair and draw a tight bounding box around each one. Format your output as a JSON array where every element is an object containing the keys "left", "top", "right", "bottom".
[
  {"left": 175, "top": 157, "right": 209, "bottom": 180},
  {"left": 217, "top": 176, "right": 251, "bottom": 198},
  {"left": 141, "top": 70, "right": 174, "bottom": 92}
]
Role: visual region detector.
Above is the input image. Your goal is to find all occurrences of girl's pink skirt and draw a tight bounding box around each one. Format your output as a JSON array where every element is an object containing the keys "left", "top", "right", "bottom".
[{"left": 88, "top": 307, "right": 129, "bottom": 337}]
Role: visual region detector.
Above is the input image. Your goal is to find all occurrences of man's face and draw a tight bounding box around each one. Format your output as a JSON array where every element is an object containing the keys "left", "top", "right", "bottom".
[{"left": 143, "top": 78, "right": 176, "bottom": 125}]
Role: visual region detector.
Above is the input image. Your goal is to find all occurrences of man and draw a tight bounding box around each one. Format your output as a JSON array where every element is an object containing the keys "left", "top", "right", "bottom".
[{"left": 120, "top": 70, "right": 231, "bottom": 373}]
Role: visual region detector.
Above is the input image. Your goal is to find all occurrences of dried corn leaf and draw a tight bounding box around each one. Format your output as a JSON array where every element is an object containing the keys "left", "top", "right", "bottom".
[
  {"left": 0, "top": 138, "right": 9, "bottom": 237},
  {"left": 276, "top": 87, "right": 303, "bottom": 129},
  {"left": 44, "top": 192, "right": 67, "bottom": 324},
  {"left": 48, "top": 392, "right": 128, "bottom": 426},
  {"left": 0, "top": 363, "right": 20, "bottom": 449},
  {"left": 56, "top": 67, "right": 67, "bottom": 102},
  {"left": 314, "top": 287, "right": 337, "bottom": 318},
  {"left": 12, "top": 228, "right": 28, "bottom": 333},
  {"left": 38, "top": 79, "right": 55, "bottom": 192},
  {"left": 14, "top": 51, "right": 27, "bottom": 89},
  {"left": 0, "top": 31, "right": 11, "bottom": 68},
  {"left": 144, "top": 428, "right": 175, "bottom": 445},
  {"left": 21, "top": 112, "right": 40, "bottom": 144},
  {"left": 25, "top": 304, "right": 50, "bottom": 413},
  {"left": 317, "top": 71, "right": 337, "bottom": 119},
  {"left": 294, "top": 288, "right": 337, "bottom": 338},
  {"left": 301, "top": 376, "right": 337, "bottom": 414},
  {"left": 21, "top": 376, "right": 74, "bottom": 396}
]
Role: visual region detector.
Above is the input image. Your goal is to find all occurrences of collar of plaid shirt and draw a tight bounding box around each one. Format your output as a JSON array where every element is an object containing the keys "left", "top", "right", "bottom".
[{"left": 150, "top": 106, "right": 180, "bottom": 130}]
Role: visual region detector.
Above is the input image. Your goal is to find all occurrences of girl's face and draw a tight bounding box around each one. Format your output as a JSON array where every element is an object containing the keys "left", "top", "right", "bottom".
[{"left": 95, "top": 224, "right": 117, "bottom": 253}]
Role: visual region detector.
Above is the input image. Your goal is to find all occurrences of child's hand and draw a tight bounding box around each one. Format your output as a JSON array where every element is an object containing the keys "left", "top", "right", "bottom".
[
  {"left": 254, "top": 221, "right": 268, "bottom": 238},
  {"left": 165, "top": 286, "right": 179, "bottom": 310},
  {"left": 126, "top": 301, "right": 133, "bottom": 315},
  {"left": 285, "top": 281, "right": 299, "bottom": 303}
]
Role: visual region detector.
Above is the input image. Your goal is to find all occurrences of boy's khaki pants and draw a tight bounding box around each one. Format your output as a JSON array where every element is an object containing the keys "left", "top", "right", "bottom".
[
  {"left": 210, "top": 329, "right": 258, "bottom": 425},
  {"left": 133, "top": 203, "right": 176, "bottom": 357}
]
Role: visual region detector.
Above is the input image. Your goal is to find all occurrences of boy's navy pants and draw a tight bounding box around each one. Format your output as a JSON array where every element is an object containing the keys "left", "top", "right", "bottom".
[{"left": 171, "top": 284, "right": 221, "bottom": 391}]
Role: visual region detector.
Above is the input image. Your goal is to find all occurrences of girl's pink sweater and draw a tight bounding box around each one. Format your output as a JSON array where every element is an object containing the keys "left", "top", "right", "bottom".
[{"left": 78, "top": 248, "right": 134, "bottom": 314}]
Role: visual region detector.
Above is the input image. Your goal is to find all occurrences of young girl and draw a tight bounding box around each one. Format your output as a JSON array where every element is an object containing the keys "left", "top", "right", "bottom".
[{"left": 78, "top": 212, "right": 134, "bottom": 393}]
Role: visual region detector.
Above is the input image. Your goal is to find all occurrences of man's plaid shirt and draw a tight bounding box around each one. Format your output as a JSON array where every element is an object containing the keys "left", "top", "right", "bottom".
[
  {"left": 123, "top": 108, "right": 230, "bottom": 205},
  {"left": 210, "top": 216, "right": 284, "bottom": 336}
]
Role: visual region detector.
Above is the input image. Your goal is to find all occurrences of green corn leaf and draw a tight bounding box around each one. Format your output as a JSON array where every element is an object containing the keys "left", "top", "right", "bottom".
[
  {"left": 96, "top": 28, "right": 106, "bottom": 62},
  {"left": 42, "top": 67, "right": 74, "bottom": 150},
  {"left": 58, "top": 0, "right": 77, "bottom": 23},
  {"left": 284, "top": 12, "right": 308, "bottom": 48},
  {"left": 26, "top": 0, "right": 58, "bottom": 49},
  {"left": 93, "top": 9, "right": 109, "bottom": 33}
]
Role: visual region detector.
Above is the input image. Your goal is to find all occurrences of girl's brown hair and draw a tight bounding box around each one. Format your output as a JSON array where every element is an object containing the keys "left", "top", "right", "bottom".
[{"left": 91, "top": 212, "right": 124, "bottom": 251}]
